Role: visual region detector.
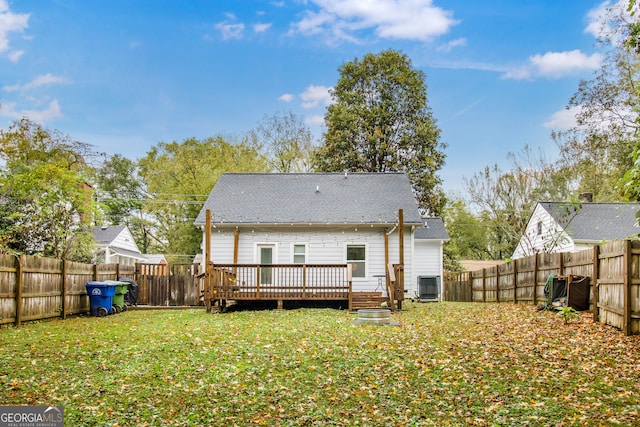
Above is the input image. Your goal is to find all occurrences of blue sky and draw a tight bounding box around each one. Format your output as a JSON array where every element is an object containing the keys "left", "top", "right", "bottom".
[{"left": 0, "top": 0, "right": 625, "bottom": 193}]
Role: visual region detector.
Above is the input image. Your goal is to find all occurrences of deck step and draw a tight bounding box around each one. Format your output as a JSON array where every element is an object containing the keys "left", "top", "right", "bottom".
[{"left": 351, "top": 292, "right": 390, "bottom": 310}]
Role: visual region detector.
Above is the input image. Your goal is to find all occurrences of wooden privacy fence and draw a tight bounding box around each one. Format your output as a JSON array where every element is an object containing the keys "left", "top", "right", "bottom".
[
  {"left": 0, "top": 254, "right": 201, "bottom": 326},
  {"left": 444, "top": 240, "right": 640, "bottom": 335},
  {"left": 135, "top": 263, "right": 200, "bottom": 306}
]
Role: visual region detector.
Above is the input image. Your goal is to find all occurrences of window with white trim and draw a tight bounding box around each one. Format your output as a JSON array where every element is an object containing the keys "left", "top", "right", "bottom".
[
  {"left": 293, "top": 244, "right": 307, "bottom": 264},
  {"left": 346, "top": 244, "right": 366, "bottom": 278}
]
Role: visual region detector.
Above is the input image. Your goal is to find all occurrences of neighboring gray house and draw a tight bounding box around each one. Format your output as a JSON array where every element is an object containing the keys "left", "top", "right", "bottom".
[
  {"left": 91, "top": 225, "right": 147, "bottom": 266},
  {"left": 513, "top": 202, "right": 640, "bottom": 259},
  {"left": 194, "top": 172, "right": 448, "bottom": 298}
]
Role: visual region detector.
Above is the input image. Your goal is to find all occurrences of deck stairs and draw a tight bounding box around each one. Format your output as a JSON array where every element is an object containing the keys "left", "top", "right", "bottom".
[{"left": 351, "top": 291, "right": 390, "bottom": 310}]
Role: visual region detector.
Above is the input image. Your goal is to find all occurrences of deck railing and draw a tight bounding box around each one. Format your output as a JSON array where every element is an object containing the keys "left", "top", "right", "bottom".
[{"left": 205, "top": 264, "right": 352, "bottom": 303}]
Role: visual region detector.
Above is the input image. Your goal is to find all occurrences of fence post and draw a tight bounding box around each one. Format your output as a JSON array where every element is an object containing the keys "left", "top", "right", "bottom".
[
  {"left": 532, "top": 253, "right": 539, "bottom": 306},
  {"left": 61, "top": 260, "right": 68, "bottom": 320},
  {"left": 592, "top": 245, "right": 600, "bottom": 323},
  {"left": 15, "top": 255, "right": 24, "bottom": 327},
  {"left": 482, "top": 268, "right": 486, "bottom": 303},
  {"left": 468, "top": 271, "right": 473, "bottom": 302},
  {"left": 495, "top": 266, "right": 500, "bottom": 303},
  {"left": 513, "top": 259, "right": 518, "bottom": 304},
  {"left": 623, "top": 239, "right": 631, "bottom": 336}
]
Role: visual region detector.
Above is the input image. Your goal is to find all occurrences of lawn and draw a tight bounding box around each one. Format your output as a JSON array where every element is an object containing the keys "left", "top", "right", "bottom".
[{"left": 1, "top": 302, "right": 639, "bottom": 426}]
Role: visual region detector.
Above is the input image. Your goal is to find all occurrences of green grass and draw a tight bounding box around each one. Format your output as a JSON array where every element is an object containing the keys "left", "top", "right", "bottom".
[{"left": 1, "top": 302, "right": 639, "bottom": 426}]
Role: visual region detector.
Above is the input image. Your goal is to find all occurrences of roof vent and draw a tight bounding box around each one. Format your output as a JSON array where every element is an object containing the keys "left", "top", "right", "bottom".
[{"left": 316, "top": 185, "right": 320, "bottom": 193}]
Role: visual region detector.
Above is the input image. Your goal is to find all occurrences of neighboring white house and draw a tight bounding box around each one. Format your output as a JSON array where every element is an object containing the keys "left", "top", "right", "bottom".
[
  {"left": 91, "top": 225, "right": 147, "bottom": 266},
  {"left": 194, "top": 173, "right": 448, "bottom": 298},
  {"left": 512, "top": 202, "right": 640, "bottom": 259}
]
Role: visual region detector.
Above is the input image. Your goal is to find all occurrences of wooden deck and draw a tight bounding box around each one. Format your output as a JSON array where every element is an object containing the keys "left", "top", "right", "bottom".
[{"left": 204, "top": 263, "right": 356, "bottom": 310}]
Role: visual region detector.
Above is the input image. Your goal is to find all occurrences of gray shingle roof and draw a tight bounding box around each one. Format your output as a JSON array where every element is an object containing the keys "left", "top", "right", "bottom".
[
  {"left": 539, "top": 202, "right": 640, "bottom": 242},
  {"left": 414, "top": 217, "right": 449, "bottom": 240},
  {"left": 194, "top": 173, "right": 423, "bottom": 226},
  {"left": 91, "top": 225, "right": 127, "bottom": 244}
]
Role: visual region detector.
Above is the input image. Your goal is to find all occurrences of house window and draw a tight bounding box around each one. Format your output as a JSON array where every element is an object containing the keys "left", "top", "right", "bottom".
[
  {"left": 537, "top": 221, "right": 543, "bottom": 236},
  {"left": 293, "top": 244, "right": 307, "bottom": 264},
  {"left": 346, "top": 244, "right": 366, "bottom": 278}
]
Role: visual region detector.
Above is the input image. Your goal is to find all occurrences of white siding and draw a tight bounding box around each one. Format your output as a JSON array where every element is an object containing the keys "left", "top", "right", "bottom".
[
  {"left": 206, "top": 226, "right": 414, "bottom": 293},
  {"left": 112, "top": 228, "right": 142, "bottom": 253},
  {"left": 512, "top": 204, "right": 575, "bottom": 259},
  {"left": 410, "top": 239, "right": 443, "bottom": 298}
]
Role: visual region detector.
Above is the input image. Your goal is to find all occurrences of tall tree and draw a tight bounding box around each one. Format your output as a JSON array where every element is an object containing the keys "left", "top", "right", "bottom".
[
  {"left": 94, "top": 154, "right": 146, "bottom": 225},
  {"left": 0, "top": 119, "right": 96, "bottom": 261},
  {"left": 0, "top": 117, "right": 98, "bottom": 170},
  {"left": 92, "top": 154, "right": 160, "bottom": 253},
  {"left": 464, "top": 146, "right": 570, "bottom": 259},
  {"left": 443, "top": 197, "right": 491, "bottom": 262},
  {"left": 619, "top": 0, "right": 640, "bottom": 200},
  {"left": 314, "top": 49, "right": 446, "bottom": 215},
  {"left": 553, "top": 47, "right": 638, "bottom": 201},
  {"left": 249, "top": 111, "right": 315, "bottom": 173},
  {"left": 137, "top": 136, "right": 267, "bottom": 260}
]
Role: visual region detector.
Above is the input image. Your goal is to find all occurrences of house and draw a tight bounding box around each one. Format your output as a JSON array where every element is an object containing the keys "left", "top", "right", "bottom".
[
  {"left": 413, "top": 218, "right": 449, "bottom": 301},
  {"left": 459, "top": 260, "right": 505, "bottom": 272},
  {"left": 193, "top": 172, "right": 448, "bottom": 308},
  {"left": 512, "top": 202, "right": 640, "bottom": 259},
  {"left": 140, "top": 253, "right": 169, "bottom": 275},
  {"left": 91, "top": 225, "right": 147, "bottom": 266}
]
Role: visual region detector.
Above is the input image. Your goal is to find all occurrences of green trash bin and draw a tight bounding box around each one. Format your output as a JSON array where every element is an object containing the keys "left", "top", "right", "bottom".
[{"left": 105, "top": 280, "right": 129, "bottom": 313}]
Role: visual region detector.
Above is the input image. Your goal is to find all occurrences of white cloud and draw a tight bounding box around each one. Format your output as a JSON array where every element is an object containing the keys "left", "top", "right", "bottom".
[
  {"left": 0, "top": 0, "right": 29, "bottom": 57},
  {"left": 584, "top": 0, "right": 631, "bottom": 44},
  {"left": 584, "top": 1, "right": 613, "bottom": 39},
  {"left": 300, "top": 85, "right": 332, "bottom": 108},
  {"left": 7, "top": 49, "right": 22, "bottom": 62},
  {"left": 437, "top": 37, "right": 466, "bottom": 52},
  {"left": 279, "top": 93, "right": 294, "bottom": 102},
  {"left": 502, "top": 50, "right": 603, "bottom": 80},
  {"left": 0, "top": 99, "right": 62, "bottom": 122},
  {"left": 3, "top": 73, "right": 68, "bottom": 92},
  {"left": 305, "top": 114, "right": 326, "bottom": 126},
  {"left": 215, "top": 21, "right": 245, "bottom": 40},
  {"left": 544, "top": 106, "right": 581, "bottom": 130},
  {"left": 290, "top": 0, "right": 459, "bottom": 43},
  {"left": 253, "top": 22, "right": 272, "bottom": 33}
]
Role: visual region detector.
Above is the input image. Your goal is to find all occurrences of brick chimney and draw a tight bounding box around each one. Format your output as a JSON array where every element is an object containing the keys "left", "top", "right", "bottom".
[{"left": 579, "top": 192, "right": 593, "bottom": 203}]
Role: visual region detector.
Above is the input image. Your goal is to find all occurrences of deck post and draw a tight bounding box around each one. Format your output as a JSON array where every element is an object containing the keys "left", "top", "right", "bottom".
[
  {"left": 347, "top": 264, "right": 353, "bottom": 311},
  {"left": 256, "top": 265, "right": 261, "bottom": 299},
  {"left": 302, "top": 265, "right": 307, "bottom": 298},
  {"left": 205, "top": 209, "right": 213, "bottom": 313},
  {"left": 384, "top": 228, "right": 390, "bottom": 298},
  {"left": 397, "top": 209, "right": 404, "bottom": 310}
]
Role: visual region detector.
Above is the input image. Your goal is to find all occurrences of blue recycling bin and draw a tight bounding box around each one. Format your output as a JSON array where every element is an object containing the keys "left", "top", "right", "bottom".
[{"left": 86, "top": 281, "right": 116, "bottom": 317}]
